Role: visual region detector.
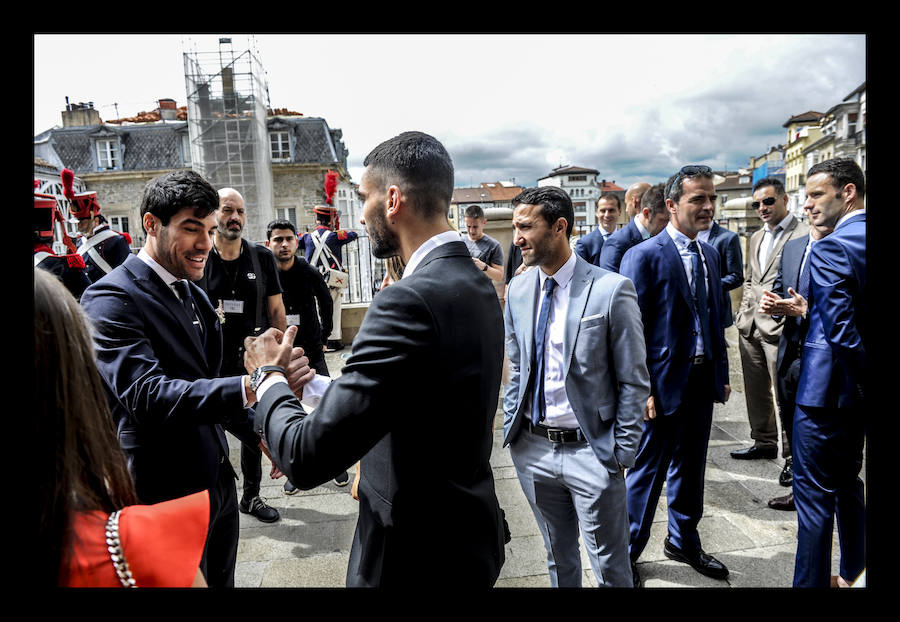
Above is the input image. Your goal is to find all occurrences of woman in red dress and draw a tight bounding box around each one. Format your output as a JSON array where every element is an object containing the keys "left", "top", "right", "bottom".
[{"left": 34, "top": 268, "right": 209, "bottom": 587}]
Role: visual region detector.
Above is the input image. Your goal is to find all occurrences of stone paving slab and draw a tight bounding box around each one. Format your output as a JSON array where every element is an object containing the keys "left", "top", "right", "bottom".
[{"left": 231, "top": 330, "right": 863, "bottom": 588}]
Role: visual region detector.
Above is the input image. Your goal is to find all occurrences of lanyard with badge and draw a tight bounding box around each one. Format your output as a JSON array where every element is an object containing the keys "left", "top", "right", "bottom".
[{"left": 212, "top": 244, "right": 248, "bottom": 315}]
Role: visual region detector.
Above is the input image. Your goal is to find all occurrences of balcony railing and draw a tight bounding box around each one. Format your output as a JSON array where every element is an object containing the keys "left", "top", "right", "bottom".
[{"left": 335, "top": 233, "right": 387, "bottom": 305}]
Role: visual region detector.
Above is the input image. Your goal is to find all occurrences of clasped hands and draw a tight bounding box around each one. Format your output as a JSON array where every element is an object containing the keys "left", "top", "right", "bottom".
[
  {"left": 758, "top": 287, "right": 808, "bottom": 318},
  {"left": 244, "top": 325, "right": 318, "bottom": 480}
]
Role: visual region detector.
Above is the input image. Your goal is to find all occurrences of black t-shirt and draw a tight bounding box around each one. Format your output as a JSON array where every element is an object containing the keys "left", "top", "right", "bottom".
[
  {"left": 198, "top": 239, "right": 282, "bottom": 376},
  {"left": 278, "top": 257, "right": 333, "bottom": 352}
]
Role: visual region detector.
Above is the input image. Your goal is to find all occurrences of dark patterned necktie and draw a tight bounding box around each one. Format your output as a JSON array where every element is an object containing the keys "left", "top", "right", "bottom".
[
  {"left": 531, "top": 277, "right": 557, "bottom": 425},
  {"left": 688, "top": 242, "right": 711, "bottom": 357},
  {"left": 173, "top": 280, "right": 203, "bottom": 337}
]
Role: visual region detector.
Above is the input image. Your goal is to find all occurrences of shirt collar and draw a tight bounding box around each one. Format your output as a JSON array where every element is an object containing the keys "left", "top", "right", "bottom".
[
  {"left": 538, "top": 251, "right": 576, "bottom": 291},
  {"left": 836, "top": 207, "right": 865, "bottom": 229},
  {"left": 696, "top": 227, "right": 711, "bottom": 243},
  {"left": 402, "top": 230, "right": 463, "bottom": 279},
  {"left": 666, "top": 221, "right": 697, "bottom": 246},
  {"left": 766, "top": 212, "right": 793, "bottom": 234},
  {"left": 137, "top": 247, "right": 180, "bottom": 288},
  {"left": 633, "top": 214, "right": 650, "bottom": 240}
]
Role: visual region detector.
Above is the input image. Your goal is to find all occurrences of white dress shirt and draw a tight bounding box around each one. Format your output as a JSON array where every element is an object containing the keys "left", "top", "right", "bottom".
[
  {"left": 665, "top": 222, "right": 710, "bottom": 357},
  {"left": 533, "top": 251, "right": 579, "bottom": 429},
  {"left": 402, "top": 230, "right": 463, "bottom": 279},
  {"left": 758, "top": 213, "right": 794, "bottom": 270},
  {"left": 138, "top": 248, "right": 251, "bottom": 407}
]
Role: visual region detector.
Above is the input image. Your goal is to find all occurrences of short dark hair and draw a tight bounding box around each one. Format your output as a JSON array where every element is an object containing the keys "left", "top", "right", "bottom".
[
  {"left": 598, "top": 193, "right": 621, "bottom": 210},
  {"left": 665, "top": 165, "right": 714, "bottom": 204},
  {"left": 640, "top": 183, "right": 667, "bottom": 216},
  {"left": 267, "top": 218, "right": 297, "bottom": 239},
  {"left": 752, "top": 176, "right": 786, "bottom": 196},
  {"left": 807, "top": 157, "right": 866, "bottom": 199},
  {"left": 512, "top": 186, "right": 574, "bottom": 238},
  {"left": 465, "top": 204, "right": 485, "bottom": 220},
  {"left": 139, "top": 170, "right": 219, "bottom": 230},
  {"left": 362, "top": 131, "right": 454, "bottom": 220}
]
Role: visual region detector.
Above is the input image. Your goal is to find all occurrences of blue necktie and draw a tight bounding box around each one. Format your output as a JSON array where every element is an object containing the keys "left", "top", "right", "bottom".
[
  {"left": 798, "top": 244, "right": 812, "bottom": 300},
  {"left": 688, "top": 242, "right": 711, "bottom": 357},
  {"left": 531, "top": 276, "right": 557, "bottom": 425}
]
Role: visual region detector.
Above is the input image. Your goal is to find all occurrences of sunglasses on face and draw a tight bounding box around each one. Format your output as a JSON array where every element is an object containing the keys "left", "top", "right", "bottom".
[{"left": 751, "top": 197, "right": 777, "bottom": 210}]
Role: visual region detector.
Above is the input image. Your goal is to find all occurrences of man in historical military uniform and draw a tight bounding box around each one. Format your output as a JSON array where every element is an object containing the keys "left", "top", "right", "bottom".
[
  {"left": 33, "top": 189, "right": 91, "bottom": 300},
  {"left": 62, "top": 168, "right": 132, "bottom": 283}
]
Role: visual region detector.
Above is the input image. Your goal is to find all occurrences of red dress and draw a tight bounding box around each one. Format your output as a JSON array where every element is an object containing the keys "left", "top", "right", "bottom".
[{"left": 63, "top": 490, "right": 209, "bottom": 587}]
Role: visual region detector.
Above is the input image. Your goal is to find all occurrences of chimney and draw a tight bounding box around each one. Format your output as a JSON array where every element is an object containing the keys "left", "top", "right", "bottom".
[
  {"left": 61, "top": 99, "right": 102, "bottom": 127},
  {"left": 158, "top": 98, "right": 178, "bottom": 121}
]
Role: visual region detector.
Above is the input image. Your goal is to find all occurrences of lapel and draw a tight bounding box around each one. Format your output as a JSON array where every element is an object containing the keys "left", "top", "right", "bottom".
[
  {"left": 707, "top": 222, "right": 721, "bottom": 244},
  {"left": 563, "top": 256, "right": 593, "bottom": 378},
  {"left": 748, "top": 228, "right": 764, "bottom": 279},
  {"left": 123, "top": 256, "right": 209, "bottom": 368},
  {"left": 512, "top": 266, "right": 541, "bottom": 369},
  {"left": 761, "top": 217, "right": 799, "bottom": 279},
  {"left": 659, "top": 233, "right": 693, "bottom": 309}
]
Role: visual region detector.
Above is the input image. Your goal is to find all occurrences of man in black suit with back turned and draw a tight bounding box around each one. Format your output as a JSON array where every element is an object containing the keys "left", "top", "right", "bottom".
[
  {"left": 243, "top": 131, "right": 507, "bottom": 587},
  {"left": 80, "top": 171, "right": 304, "bottom": 587}
]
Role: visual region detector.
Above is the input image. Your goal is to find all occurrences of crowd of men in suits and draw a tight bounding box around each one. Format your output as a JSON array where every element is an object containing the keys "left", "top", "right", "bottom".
[{"left": 35, "top": 128, "right": 865, "bottom": 588}]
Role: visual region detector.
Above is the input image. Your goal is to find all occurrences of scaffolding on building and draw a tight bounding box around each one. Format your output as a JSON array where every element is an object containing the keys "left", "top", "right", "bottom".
[{"left": 183, "top": 37, "right": 274, "bottom": 241}]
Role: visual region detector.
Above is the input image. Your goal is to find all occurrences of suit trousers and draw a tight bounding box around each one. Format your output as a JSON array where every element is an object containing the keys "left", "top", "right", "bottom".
[
  {"left": 510, "top": 429, "right": 632, "bottom": 587},
  {"left": 200, "top": 458, "right": 240, "bottom": 587},
  {"left": 738, "top": 329, "right": 788, "bottom": 455},
  {"left": 627, "top": 361, "right": 714, "bottom": 561},
  {"left": 792, "top": 404, "right": 866, "bottom": 587}
]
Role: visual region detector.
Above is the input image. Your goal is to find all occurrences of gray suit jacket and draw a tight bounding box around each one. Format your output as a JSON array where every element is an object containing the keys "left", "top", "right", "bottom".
[
  {"left": 502, "top": 253, "right": 650, "bottom": 472},
  {"left": 735, "top": 216, "right": 809, "bottom": 342}
]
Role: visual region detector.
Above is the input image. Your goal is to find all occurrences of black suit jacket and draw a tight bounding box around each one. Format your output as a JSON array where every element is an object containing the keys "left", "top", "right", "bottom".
[
  {"left": 773, "top": 235, "right": 809, "bottom": 379},
  {"left": 254, "top": 240, "right": 507, "bottom": 587},
  {"left": 81, "top": 254, "right": 258, "bottom": 505}
]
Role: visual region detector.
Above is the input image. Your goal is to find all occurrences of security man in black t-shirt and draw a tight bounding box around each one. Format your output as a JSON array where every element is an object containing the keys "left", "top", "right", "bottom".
[{"left": 198, "top": 188, "right": 286, "bottom": 523}]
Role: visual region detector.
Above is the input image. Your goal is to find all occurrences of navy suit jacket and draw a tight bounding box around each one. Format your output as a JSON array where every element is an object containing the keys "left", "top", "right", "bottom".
[
  {"left": 796, "top": 212, "right": 866, "bottom": 409},
  {"left": 81, "top": 254, "right": 258, "bottom": 505},
  {"left": 705, "top": 222, "right": 744, "bottom": 327},
  {"left": 620, "top": 231, "right": 729, "bottom": 417},
  {"left": 772, "top": 235, "right": 809, "bottom": 378},
  {"left": 575, "top": 227, "right": 608, "bottom": 266},
  {"left": 598, "top": 219, "right": 644, "bottom": 273}
]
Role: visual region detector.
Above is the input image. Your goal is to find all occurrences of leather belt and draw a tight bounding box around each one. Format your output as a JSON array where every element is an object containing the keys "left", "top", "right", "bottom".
[{"left": 527, "top": 421, "right": 586, "bottom": 443}]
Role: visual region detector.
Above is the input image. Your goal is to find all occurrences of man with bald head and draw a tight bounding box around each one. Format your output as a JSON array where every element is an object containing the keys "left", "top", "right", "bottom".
[
  {"left": 198, "top": 187, "right": 287, "bottom": 523},
  {"left": 624, "top": 182, "right": 652, "bottom": 219}
]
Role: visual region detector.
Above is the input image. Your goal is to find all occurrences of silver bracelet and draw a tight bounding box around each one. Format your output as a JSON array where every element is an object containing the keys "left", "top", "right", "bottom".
[{"left": 105, "top": 510, "right": 137, "bottom": 588}]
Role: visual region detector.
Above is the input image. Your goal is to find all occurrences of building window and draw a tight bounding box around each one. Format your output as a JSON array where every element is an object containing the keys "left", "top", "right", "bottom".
[
  {"left": 97, "top": 139, "right": 120, "bottom": 170},
  {"left": 270, "top": 131, "right": 291, "bottom": 160},
  {"left": 109, "top": 216, "right": 130, "bottom": 235},
  {"left": 568, "top": 175, "right": 586, "bottom": 182},
  {"left": 275, "top": 207, "right": 298, "bottom": 229}
]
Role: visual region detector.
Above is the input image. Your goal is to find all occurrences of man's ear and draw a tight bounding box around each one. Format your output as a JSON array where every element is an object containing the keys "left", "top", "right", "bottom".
[
  {"left": 386, "top": 185, "right": 402, "bottom": 220},
  {"left": 143, "top": 212, "right": 158, "bottom": 236}
]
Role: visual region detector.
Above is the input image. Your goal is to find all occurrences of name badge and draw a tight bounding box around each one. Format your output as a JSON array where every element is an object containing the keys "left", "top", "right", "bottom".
[
  {"left": 223, "top": 299, "right": 244, "bottom": 314},
  {"left": 286, "top": 314, "right": 301, "bottom": 327}
]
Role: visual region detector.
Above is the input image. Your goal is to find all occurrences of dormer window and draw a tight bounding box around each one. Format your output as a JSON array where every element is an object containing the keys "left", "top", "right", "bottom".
[
  {"left": 97, "top": 138, "right": 120, "bottom": 170},
  {"left": 270, "top": 131, "right": 291, "bottom": 160}
]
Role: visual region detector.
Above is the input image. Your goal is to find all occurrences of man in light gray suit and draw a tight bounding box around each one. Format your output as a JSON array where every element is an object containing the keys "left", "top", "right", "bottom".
[{"left": 503, "top": 186, "right": 650, "bottom": 587}]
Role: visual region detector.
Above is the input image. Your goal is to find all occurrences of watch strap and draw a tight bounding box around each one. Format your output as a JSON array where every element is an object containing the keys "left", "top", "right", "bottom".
[{"left": 251, "top": 365, "right": 286, "bottom": 392}]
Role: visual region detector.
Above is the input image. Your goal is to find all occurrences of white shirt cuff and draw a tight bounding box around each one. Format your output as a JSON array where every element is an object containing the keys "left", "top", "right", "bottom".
[{"left": 255, "top": 372, "right": 332, "bottom": 412}]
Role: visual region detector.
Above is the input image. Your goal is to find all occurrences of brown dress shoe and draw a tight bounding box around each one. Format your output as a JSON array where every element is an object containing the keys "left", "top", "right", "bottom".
[{"left": 767, "top": 492, "right": 795, "bottom": 511}]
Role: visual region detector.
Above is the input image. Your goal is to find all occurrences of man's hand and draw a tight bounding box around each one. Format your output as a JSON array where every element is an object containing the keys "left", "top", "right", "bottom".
[
  {"left": 244, "top": 325, "right": 297, "bottom": 373},
  {"left": 285, "top": 346, "right": 317, "bottom": 399},
  {"left": 759, "top": 288, "right": 808, "bottom": 317},
  {"left": 259, "top": 437, "right": 284, "bottom": 479},
  {"left": 644, "top": 395, "right": 657, "bottom": 421}
]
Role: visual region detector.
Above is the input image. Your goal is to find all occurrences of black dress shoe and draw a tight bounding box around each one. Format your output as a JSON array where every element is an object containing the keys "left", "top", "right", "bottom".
[
  {"left": 730, "top": 445, "right": 778, "bottom": 460},
  {"left": 663, "top": 537, "right": 729, "bottom": 580},
  {"left": 631, "top": 561, "right": 641, "bottom": 588},
  {"left": 768, "top": 492, "right": 795, "bottom": 511},
  {"left": 240, "top": 496, "right": 280, "bottom": 523},
  {"left": 779, "top": 459, "right": 793, "bottom": 487}
]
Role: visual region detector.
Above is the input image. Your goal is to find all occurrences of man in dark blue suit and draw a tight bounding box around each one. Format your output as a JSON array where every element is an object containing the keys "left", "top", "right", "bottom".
[
  {"left": 791, "top": 158, "right": 866, "bottom": 588},
  {"left": 575, "top": 193, "right": 621, "bottom": 265},
  {"left": 758, "top": 221, "right": 834, "bottom": 511},
  {"left": 80, "top": 171, "right": 303, "bottom": 587},
  {"left": 698, "top": 220, "right": 743, "bottom": 328},
  {"left": 620, "top": 165, "right": 731, "bottom": 584},
  {"left": 599, "top": 183, "right": 669, "bottom": 273}
]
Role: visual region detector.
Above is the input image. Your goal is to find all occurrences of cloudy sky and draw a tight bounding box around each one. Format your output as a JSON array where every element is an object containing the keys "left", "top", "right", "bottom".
[{"left": 34, "top": 33, "right": 866, "bottom": 189}]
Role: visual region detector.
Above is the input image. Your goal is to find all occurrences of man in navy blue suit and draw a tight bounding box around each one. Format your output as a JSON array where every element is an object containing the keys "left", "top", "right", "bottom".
[
  {"left": 791, "top": 158, "right": 866, "bottom": 588},
  {"left": 575, "top": 193, "right": 621, "bottom": 265},
  {"left": 599, "top": 183, "right": 669, "bottom": 273},
  {"left": 80, "top": 170, "right": 306, "bottom": 587},
  {"left": 620, "top": 165, "right": 731, "bottom": 584}
]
